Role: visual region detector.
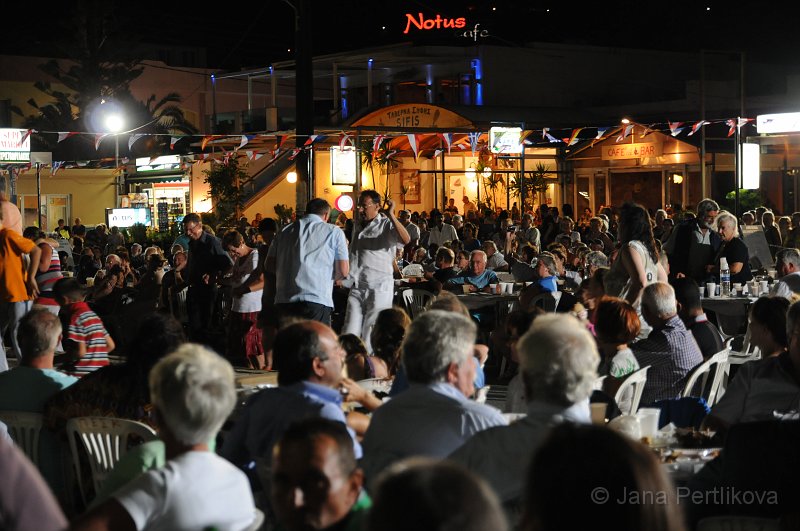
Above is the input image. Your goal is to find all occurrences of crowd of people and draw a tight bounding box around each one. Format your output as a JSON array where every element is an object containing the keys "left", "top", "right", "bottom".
[{"left": 0, "top": 191, "right": 799, "bottom": 530}]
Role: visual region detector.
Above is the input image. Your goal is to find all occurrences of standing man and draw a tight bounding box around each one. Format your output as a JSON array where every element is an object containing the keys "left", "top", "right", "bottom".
[
  {"left": 344, "top": 190, "right": 410, "bottom": 345},
  {"left": 266, "top": 198, "right": 349, "bottom": 325},
  {"left": 462, "top": 195, "right": 478, "bottom": 217},
  {"left": 664, "top": 198, "right": 721, "bottom": 282},
  {"left": 428, "top": 210, "right": 459, "bottom": 248},
  {"left": 515, "top": 214, "right": 541, "bottom": 251},
  {"left": 0, "top": 201, "right": 40, "bottom": 371},
  {"left": 181, "top": 213, "right": 232, "bottom": 345}
]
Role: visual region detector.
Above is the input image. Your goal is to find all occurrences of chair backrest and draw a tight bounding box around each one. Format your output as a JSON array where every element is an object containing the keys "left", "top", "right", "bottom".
[
  {"left": 682, "top": 349, "right": 730, "bottom": 406},
  {"left": 529, "top": 292, "right": 560, "bottom": 313},
  {"left": 614, "top": 366, "right": 650, "bottom": 415},
  {"left": 66, "top": 416, "right": 157, "bottom": 505},
  {"left": 172, "top": 287, "right": 189, "bottom": 324},
  {"left": 401, "top": 288, "right": 434, "bottom": 319},
  {"left": 0, "top": 410, "right": 43, "bottom": 465},
  {"left": 592, "top": 375, "right": 607, "bottom": 391},
  {"left": 475, "top": 385, "right": 490, "bottom": 404},
  {"left": 356, "top": 378, "right": 394, "bottom": 395}
]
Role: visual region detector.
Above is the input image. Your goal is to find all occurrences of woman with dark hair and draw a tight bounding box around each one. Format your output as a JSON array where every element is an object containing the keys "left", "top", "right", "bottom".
[
  {"left": 748, "top": 296, "right": 790, "bottom": 358},
  {"left": 368, "top": 307, "right": 411, "bottom": 379},
  {"left": 461, "top": 222, "right": 481, "bottom": 253},
  {"left": 340, "top": 333, "right": 370, "bottom": 381},
  {"left": 523, "top": 424, "right": 686, "bottom": 531},
  {"left": 605, "top": 203, "right": 667, "bottom": 336},
  {"left": 222, "top": 229, "right": 265, "bottom": 369}
]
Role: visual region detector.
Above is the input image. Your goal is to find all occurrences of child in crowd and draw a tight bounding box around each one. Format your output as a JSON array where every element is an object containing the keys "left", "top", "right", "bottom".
[{"left": 53, "top": 278, "right": 114, "bottom": 377}]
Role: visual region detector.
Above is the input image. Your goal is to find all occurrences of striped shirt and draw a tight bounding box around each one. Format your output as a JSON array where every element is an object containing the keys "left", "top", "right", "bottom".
[
  {"left": 34, "top": 243, "right": 63, "bottom": 308},
  {"left": 65, "top": 302, "right": 110, "bottom": 377}
]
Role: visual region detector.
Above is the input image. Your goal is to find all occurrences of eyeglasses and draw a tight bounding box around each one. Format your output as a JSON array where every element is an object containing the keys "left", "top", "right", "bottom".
[
  {"left": 357, "top": 202, "right": 377, "bottom": 210},
  {"left": 185, "top": 223, "right": 202, "bottom": 234}
]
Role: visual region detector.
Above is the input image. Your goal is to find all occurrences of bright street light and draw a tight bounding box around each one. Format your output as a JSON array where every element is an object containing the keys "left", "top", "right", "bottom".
[{"left": 105, "top": 113, "right": 124, "bottom": 133}]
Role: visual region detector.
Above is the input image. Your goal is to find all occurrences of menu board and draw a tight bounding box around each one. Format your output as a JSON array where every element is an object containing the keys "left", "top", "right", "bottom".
[{"left": 157, "top": 202, "right": 169, "bottom": 231}]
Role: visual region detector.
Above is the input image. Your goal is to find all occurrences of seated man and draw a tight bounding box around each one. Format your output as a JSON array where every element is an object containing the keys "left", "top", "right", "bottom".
[
  {"left": 482, "top": 241, "right": 509, "bottom": 272},
  {"left": 418, "top": 247, "right": 459, "bottom": 294},
  {"left": 360, "top": 310, "right": 506, "bottom": 483},
  {"left": 0, "top": 309, "right": 77, "bottom": 495},
  {"left": 519, "top": 253, "right": 578, "bottom": 313},
  {"left": 221, "top": 321, "right": 362, "bottom": 482},
  {"left": 633, "top": 282, "right": 703, "bottom": 406},
  {"left": 672, "top": 277, "right": 725, "bottom": 360},
  {"left": 450, "top": 314, "right": 598, "bottom": 509},
  {"left": 272, "top": 418, "right": 370, "bottom": 531},
  {"left": 444, "top": 250, "right": 499, "bottom": 293},
  {"left": 508, "top": 245, "right": 538, "bottom": 282},
  {"left": 703, "top": 300, "right": 800, "bottom": 437},
  {"left": 771, "top": 247, "right": 800, "bottom": 299},
  {"left": 73, "top": 344, "right": 256, "bottom": 531}
]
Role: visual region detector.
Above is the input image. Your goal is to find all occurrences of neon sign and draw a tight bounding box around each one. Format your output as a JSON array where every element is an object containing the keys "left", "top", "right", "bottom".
[{"left": 404, "top": 13, "right": 466, "bottom": 33}]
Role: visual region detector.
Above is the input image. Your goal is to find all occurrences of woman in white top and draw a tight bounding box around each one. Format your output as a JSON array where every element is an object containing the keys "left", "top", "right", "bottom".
[
  {"left": 222, "top": 230, "right": 265, "bottom": 369},
  {"left": 605, "top": 203, "right": 667, "bottom": 337}
]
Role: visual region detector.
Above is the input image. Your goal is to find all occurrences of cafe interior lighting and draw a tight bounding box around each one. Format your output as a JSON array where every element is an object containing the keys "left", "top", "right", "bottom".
[
  {"left": 286, "top": 171, "right": 297, "bottom": 184},
  {"left": 672, "top": 174, "right": 684, "bottom": 184}
]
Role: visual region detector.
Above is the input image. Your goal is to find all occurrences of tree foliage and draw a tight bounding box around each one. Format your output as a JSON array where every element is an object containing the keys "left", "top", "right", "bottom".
[{"left": 203, "top": 157, "right": 248, "bottom": 224}]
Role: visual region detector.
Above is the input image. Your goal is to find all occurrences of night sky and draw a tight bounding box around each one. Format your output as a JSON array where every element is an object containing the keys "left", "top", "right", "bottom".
[{"left": 2, "top": 2, "right": 800, "bottom": 71}]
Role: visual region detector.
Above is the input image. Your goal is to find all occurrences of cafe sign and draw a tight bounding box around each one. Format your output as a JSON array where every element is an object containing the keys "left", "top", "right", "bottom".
[
  {"left": 0, "top": 129, "right": 31, "bottom": 163},
  {"left": 601, "top": 142, "right": 662, "bottom": 160}
]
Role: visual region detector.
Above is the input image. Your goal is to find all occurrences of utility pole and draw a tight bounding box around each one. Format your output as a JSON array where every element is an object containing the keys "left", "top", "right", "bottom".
[{"left": 293, "top": 0, "right": 313, "bottom": 217}]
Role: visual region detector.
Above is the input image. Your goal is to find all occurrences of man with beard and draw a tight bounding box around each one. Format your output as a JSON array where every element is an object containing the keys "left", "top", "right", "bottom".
[{"left": 664, "top": 198, "right": 721, "bottom": 283}]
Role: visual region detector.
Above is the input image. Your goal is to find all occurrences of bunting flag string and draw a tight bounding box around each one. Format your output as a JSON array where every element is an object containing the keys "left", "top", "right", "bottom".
[
  {"left": 615, "top": 125, "right": 634, "bottom": 143},
  {"left": 288, "top": 148, "right": 302, "bottom": 161},
  {"left": 565, "top": 128, "right": 583, "bottom": 146},
  {"left": 372, "top": 134, "right": 385, "bottom": 153},
  {"left": 338, "top": 133, "right": 351, "bottom": 150},
  {"left": 201, "top": 136, "right": 214, "bottom": 150},
  {"left": 170, "top": 136, "right": 180, "bottom": 150},
  {"left": 407, "top": 134, "right": 418, "bottom": 160},
  {"left": 668, "top": 122, "right": 684, "bottom": 137},
  {"left": 440, "top": 132, "right": 452, "bottom": 153},
  {"left": 726, "top": 119, "right": 736, "bottom": 138},
  {"left": 129, "top": 134, "right": 146, "bottom": 150},
  {"left": 639, "top": 124, "right": 655, "bottom": 138},
  {"left": 239, "top": 135, "right": 255, "bottom": 149},
  {"left": 688, "top": 120, "right": 710, "bottom": 136},
  {"left": 468, "top": 132, "right": 480, "bottom": 154},
  {"left": 434, "top": 149, "right": 443, "bottom": 158},
  {"left": 94, "top": 133, "right": 109, "bottom": 150},
  {"left": 57, "top": 132, "right": 78, "bottom": 143},
  {"left": 50, "top": 161, "right": 63, "bottom": 176},
  {"left": 18, "top": 129, "right": 33, "bottom": 147}
]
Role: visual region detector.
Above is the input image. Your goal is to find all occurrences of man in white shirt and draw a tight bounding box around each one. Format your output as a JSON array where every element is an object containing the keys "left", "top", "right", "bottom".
[
  {"left": 427, "top": 211, "right": 459, "bottom": 247},
  {"left": 482, "top": 240, "right": 508, "bottom": 271},
  {"left": 343, "top": 190, "right": 410, "bottom": 346},
  {"left": 360, "top": 310, "right": 506, "bottom": 484},
  {"left": 515, "top": 214, "right": 541, "bottom": 251},
  {"left": 450, "top": 314, "right": 597, "bottom": 508},
  {"left": 398, "top": 209, "right": 420, "bottom": 260},
  {"left": 770, "top": 247, "right": 800, "bottom": 299}
]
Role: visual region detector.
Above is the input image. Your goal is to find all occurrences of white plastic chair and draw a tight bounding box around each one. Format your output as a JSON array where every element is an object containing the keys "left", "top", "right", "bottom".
[
  {"left": 475, "top": 385, "right": 490, "bottom": 404},
  {"left": 724, "top": 334, "right": 761, "bottom": 365},
  {"left": 681, "top": 349, "right": 730, "bottom": 407},
  {"left": 0, "top": 410, "right": 43, "bottom": 465},
  {"left": 401, "top": 288, "right": 434, "bottom": 319},
  {"left": 614, "top": 365, "right": 650, "bottom": 415},
  {"left": 66, "top": 416, "right": 157, "bottom": 505},
  {"left": 356, "top": 378, "right": 394, "bottom": 395}
]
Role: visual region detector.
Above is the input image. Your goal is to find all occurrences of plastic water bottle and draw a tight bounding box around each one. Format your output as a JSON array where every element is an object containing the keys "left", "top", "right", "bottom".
[{"left": 720, "top": 257, "right": 731, "bottom": 297}]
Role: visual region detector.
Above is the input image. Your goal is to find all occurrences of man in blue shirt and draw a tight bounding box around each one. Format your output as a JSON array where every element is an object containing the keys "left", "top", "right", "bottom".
[
  {"left": 221, "top": 321, "right": 362, "bottom": 489},
  {"left": 265, "top": 198, "right": 349, "bottom": 326},
  {"left": 444, "top": 250, "right": 499, "bottom": 292}
]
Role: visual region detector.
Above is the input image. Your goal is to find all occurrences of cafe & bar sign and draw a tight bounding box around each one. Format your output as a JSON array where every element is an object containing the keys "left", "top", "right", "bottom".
[{"left": 602, "top": 142, "right": 662, "bottom": 160}]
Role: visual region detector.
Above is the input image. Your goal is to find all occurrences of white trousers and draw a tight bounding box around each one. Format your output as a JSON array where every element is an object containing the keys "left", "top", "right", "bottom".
[{"left": 343, "top": 285, "right": 394, "bottom": 352}]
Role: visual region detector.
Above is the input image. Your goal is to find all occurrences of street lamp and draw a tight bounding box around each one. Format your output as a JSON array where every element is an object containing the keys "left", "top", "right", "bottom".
[{"left": 105, "top": 112, "right": 124, "bottom": 169}]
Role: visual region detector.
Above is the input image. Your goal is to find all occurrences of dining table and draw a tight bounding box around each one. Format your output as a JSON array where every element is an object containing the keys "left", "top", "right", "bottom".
[{"left": 700, "top": 295, "right": 757, "bottom": 337}]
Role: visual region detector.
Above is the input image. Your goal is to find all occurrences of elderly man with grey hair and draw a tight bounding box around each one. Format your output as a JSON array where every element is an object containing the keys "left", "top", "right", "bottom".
[
  {"left": 632, "top": 282, "right": 703, "bottom": 406},
  {"left": 74, "top": 344, "right": 256, "bottom": 531},
  {"left": 360, "top": 310, "right": 506, "bottom": 483},
  {"left": 450, "top": 314, "right": 598, "bottom": 508},
  {"left": 482, "top": 240, "right": 509, "bottom": 271},
  {"left": 664, "top": 198, "right": 721, "bottom": 282},
  {"left": 444, "top": 249, "right": 500, "bottom": 292},
  {"left": 584, "top": 250, "right": 609, "bottom": 277},
  {"left": 770, "top": 247, "right": 800, "bottom": 299}
]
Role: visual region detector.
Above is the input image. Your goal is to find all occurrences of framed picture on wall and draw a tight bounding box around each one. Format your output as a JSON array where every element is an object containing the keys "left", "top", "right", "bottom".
[{"left": 400, "top": 170, "right": 421, "bottom": 205}]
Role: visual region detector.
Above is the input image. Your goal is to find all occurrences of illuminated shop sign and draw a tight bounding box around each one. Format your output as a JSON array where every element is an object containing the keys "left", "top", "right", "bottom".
[
  {"left": 403, "top": 12, "right": 489, "bottom": 41},
  {"left": 0, "top": 129, "right": 31, "bottom": 163}
]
